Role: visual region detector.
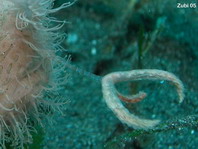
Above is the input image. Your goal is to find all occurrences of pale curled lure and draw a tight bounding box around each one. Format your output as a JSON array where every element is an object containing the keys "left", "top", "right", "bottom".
[{"left": 102, "top": 69, "right": 184, "bottom": 130}]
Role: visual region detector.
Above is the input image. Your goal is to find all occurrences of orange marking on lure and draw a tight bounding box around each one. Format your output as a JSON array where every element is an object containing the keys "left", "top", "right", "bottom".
[{"left": 117, "top": 92, "right": 147, "bottom": 103}]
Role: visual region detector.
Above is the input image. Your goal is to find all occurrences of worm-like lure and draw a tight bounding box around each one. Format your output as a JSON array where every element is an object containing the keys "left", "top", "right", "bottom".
[{"left": 102, "top": 69, "right": 184, "bottom": 129}]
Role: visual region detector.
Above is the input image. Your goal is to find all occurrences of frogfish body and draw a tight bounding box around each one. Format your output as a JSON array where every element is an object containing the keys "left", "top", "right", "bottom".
[{"left": 0, "top": 0, "right": 68, "bottom": 148}]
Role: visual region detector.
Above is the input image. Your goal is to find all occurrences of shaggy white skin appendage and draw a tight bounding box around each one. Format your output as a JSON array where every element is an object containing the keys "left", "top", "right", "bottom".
[
  {"left": 0, "top": 0, "right": 70, "bottom": 148},
  {"left": 102, "top": 69, "right": 184, "bottom": 129}
]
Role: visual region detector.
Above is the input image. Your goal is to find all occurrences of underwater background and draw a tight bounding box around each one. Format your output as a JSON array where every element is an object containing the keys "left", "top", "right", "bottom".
[{"left": 20, "top": 0, "right": 198, "bottom": 148}]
